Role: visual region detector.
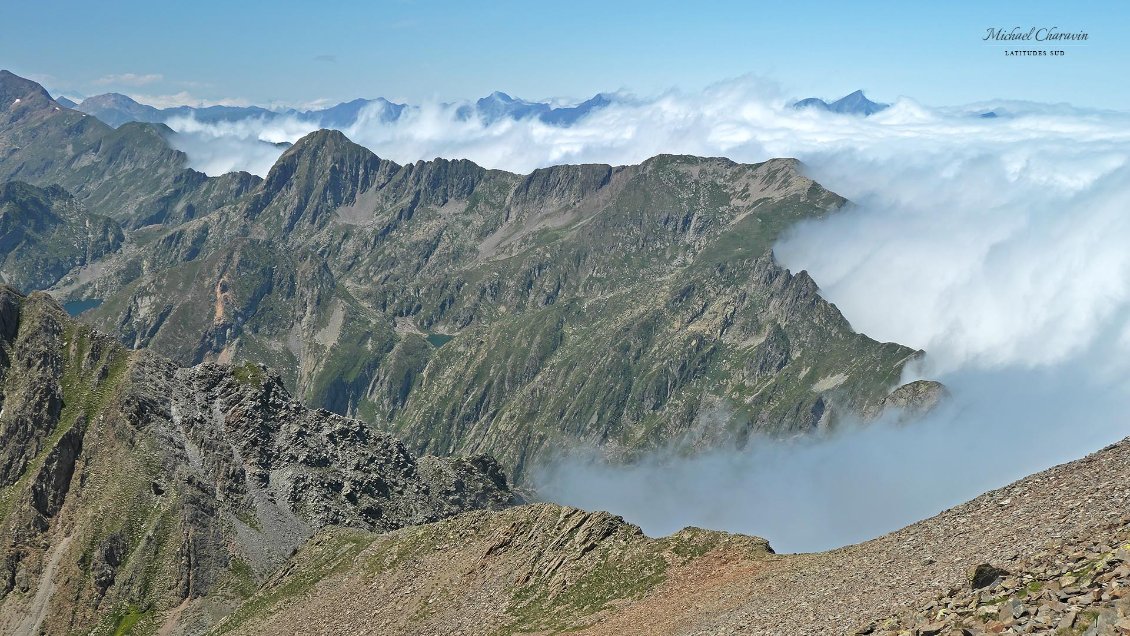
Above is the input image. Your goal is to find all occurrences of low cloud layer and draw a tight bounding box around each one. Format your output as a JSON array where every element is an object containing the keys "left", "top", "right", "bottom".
[
  {"left": 133, "top": 92, "right": 253, "bottom": 110},
  {"left": 165, "top": 115, "right": 311, "bottom": 176},
  {"left": 161, "top": 77, "right": 1130, "bottom": 551},
  {"left": 538, "top": 356, "right": 1130, "bottom": 553}
]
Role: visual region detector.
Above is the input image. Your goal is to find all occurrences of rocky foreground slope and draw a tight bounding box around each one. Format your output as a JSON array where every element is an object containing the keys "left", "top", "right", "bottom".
[
  {"left": 871, "top": 529, "right": 1130, "bottom": 635},
  {"left": 207, "top": 433, "right": 1130, "bottom": 635},
  {"left": 0, "top": 287, "right": 514, "bottom": 635}
]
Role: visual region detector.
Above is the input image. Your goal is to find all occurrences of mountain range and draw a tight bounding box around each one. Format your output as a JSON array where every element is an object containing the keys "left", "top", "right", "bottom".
[
  {"left": 62, "top": 88, "right": 616, "bottom": 130},
  {"left": 1, "top": 69, "right": 938, "bottom": 487},
  {"left": 60, "top": 87, "right": 893, "bottom": 132},
  {"left": 1, "top": 67, "right": 1121, "bottom": 636}
]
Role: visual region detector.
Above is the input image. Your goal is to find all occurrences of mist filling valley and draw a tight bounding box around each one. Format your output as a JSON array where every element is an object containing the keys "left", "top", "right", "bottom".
[{"left": 162, "top": 78, "right": 1130, "bottom": 553}]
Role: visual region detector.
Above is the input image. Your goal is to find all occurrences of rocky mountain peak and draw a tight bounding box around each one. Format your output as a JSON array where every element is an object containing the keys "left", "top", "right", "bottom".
[
  {"left": 282, "top": 128, "right": 357, "bottom": 156},
  {"left": 252, "top": 129, "right": 392, "bottom": 231},
  {"left": 831, "top": 89, "right": 888, "bottom": 115},
  {"left": 484, "top": 90, "right": 515, "bottom": 102},
  {"left": 78, "top": 92, "right": 143, "bottom": 109},
  {"left": 0, "top": 70, "right": 56, "bottom": 119},
  {"left": 793, "top": 89, "right": 889, "bottom": 116},
  {"left": 74, "top": 93, "right": 163, "bottom": 127},
  {"left": 267, "top": 128, "right": 384, "bottom": 187},
  {"left": 0, "top": 70, "right": 51, "bottom": 103}
]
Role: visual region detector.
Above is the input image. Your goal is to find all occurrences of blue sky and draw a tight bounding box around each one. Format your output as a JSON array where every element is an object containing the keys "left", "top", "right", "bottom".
[{"left": 1, "top": 0, "right": 1125, "bottom": 108}]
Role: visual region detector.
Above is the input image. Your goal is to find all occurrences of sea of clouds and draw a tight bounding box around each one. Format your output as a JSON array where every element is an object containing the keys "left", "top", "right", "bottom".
[{"left": 162, "top": 76, "right": 1130, "bottom": 552}]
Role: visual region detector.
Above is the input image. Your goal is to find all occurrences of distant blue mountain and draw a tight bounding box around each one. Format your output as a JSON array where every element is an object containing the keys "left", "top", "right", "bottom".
[
  {"left": 53, "top": 95, "right": 77, "bottom": 109},
  {"left": 793, "top": 90, "right": 889, "bottom": 116},
  {"left": 75, "top": 93, "right": 163, "bottom": 127},
  {"left": 162, "top": 104, "right": 278, "bottom": 123},
  {"left": 305, "top": 98, "right": 406, "bottom": 127},
  {"left": 453, "top": 91, "right": 612, "bottom": 125},
  {"left": 459, "top": 91, "right": 551, "bottom": 123},
  {"left": 74, "top": 90, "right": 613, "bottom": 130},
  {"left": 793, "top": 97, "right": 830, "bottom": 111},
  {"left": 539, "top": 93, "right": 613, "bottom": 125}
]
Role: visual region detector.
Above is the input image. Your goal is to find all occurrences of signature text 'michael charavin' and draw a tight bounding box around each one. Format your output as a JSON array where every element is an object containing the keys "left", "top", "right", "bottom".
[{"left": 984, "top": 27, "right": 1089, "bottom": 41}]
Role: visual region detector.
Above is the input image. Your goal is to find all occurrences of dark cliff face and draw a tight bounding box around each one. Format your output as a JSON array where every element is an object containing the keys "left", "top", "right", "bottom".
[
  {"left": 0, "top": 181, "right": 124, "bottom": 291},
  {"left": 0, "top": 287, "right": 514, "bottom": 634},
  {"left": 249, "top": 129, "right": 396, "bottom": 233}
]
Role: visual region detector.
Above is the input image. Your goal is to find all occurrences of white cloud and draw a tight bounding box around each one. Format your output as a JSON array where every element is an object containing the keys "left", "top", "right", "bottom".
[
  {"left": 165, "top": 113, "right": 319, "bottom": 176},
  {"left": 128, "top": 91, "right": 253, "bottom": 109},
  {"left": 287, "top": 97, "right": 334, "bottom": 111},
  {"left": 93, "top": 72, "right": 163, "bottom": 87},
  {"left": 537, "top": 354, "right": 1130, "bottom": 553}
]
